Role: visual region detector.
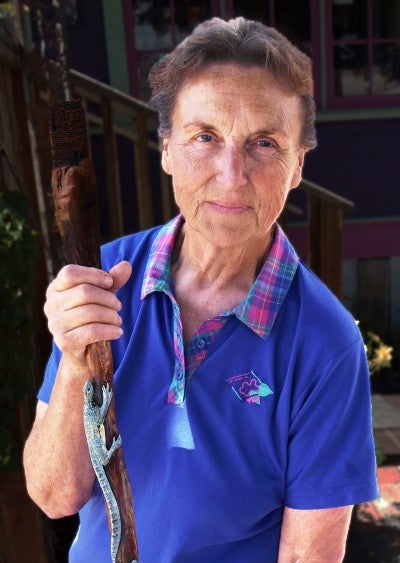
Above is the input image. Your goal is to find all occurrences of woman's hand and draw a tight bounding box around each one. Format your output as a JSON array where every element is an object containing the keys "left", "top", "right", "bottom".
[{"left": 44, "top": 260, "right": 132, "bottom": 366}]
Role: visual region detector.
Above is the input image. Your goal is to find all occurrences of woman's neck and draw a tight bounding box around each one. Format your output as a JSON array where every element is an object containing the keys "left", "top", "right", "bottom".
[
  {"left": 170, "top": 221, "right": 274, "bottom": 341},
  {"left": 172, "top": 221, "right": 273, "bottom": 291}
]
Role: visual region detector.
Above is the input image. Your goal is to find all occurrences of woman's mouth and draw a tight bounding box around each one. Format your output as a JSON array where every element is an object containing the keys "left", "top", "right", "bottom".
[{"left": 207, "top": 201, "right": 251, "bottom": 214}]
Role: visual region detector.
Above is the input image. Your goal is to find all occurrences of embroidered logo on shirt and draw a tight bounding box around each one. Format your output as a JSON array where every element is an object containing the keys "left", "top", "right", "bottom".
[{"left": 225, "top": 371, "right": 273, "bottom": 405}]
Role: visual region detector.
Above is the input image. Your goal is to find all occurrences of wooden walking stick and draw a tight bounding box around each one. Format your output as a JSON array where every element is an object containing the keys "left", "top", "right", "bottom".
[{"left": 49, "top": 100, "right": 139, "bottom": 563}]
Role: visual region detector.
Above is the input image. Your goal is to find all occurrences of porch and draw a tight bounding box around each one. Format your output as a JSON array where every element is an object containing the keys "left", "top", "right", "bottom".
[{"left": 1, "top": 17, "right": 356, "bottom": 561}]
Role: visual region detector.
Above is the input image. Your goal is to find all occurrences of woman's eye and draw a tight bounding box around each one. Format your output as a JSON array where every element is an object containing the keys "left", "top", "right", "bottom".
[
  {"left": 197, "top": 134, "right": 213, "bottom": 143},
  {"left": 257, "top": 139, "right": 274, "bottom": 148}
]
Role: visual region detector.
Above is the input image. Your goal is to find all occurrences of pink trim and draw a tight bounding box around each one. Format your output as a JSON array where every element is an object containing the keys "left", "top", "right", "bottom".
[
  {"left": 326, "top": 0, "right": 334, "bottom": 108},
  {"left": 326, "top": 94, "right": 400, "bottom": 110},
  {"left": 225, "top": 0, "right": 234, "bottom": 19},
  {"left": 343, "top": 220, "right": 400, "bottom": 260},
  {"left": 170, "top": 0, "right": 177, "bottom": 46},
  {"left": 287, "top": 219, "right": 400, "bottom": 262},
  {"left": 211, "top": 0, "right": 219, "bottom": 16},
  {"left": 367, "top": 0, "right": 373, "bottom": 96},
  {"left": 310, "top": 0, "right": 321, "bottom": 110},
  {"left": 122, "top": 0, "right": 138, "bottom": 96},
  {"left": 269, "top": 0, "right": 275, "bottom": 26}
]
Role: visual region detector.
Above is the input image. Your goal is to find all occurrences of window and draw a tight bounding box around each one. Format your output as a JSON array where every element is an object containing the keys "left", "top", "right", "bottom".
[
  {"left": 131, "top": 0, "right": 213, "bottom": 98},
  {"left": 232, "top": 0, "right": 311, "bottom": 53},
  {"left": 327, "top": 0, "right": 400, "bottom": 108},
  {"left": 126, "top": 0, "right": 312, "bottom": 99}
]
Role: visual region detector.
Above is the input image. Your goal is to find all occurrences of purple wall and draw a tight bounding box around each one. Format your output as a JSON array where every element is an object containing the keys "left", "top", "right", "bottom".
[{"left": 303, "top": 119, "right": 400, "bottom": 220}]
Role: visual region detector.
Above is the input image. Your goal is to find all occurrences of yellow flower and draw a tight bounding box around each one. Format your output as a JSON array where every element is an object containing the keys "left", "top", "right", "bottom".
[
  {"left": 374, "top": 344, "right": 393, "bottom": 365},
  {"left": 369, "top": 344, "right": 394, "bottom": 374}
]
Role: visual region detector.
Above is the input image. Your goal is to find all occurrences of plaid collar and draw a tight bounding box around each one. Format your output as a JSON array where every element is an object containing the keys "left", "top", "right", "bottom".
[{"left": 141, "top": 215, "right": 299, "bottom": 339}]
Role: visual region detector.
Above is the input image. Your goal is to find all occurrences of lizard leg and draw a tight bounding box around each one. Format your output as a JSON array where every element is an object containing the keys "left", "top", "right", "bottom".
[
  {"left": 99, "top": 383, "right": 113, "bottom": 422},
  {"left": 100, "top": 435, "right": 122, "bottom": 466}
]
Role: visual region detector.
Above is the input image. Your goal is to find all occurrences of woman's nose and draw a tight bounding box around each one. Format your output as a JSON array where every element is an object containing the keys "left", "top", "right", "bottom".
[{"left": 215, "top": 145, "right": 248, "bottom": 189}]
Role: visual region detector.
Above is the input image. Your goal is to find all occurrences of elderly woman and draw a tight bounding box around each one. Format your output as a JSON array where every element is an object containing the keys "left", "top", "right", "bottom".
[{"left": 24, "top": 17, "right": 377, "bottom": 562}]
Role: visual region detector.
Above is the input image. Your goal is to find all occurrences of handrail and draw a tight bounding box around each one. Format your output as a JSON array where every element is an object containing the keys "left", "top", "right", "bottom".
[
  {"left": 300, "top": 178, "right": 354, "bottom": 210},
  {"left": 71, "top": 69, "right": 158, "bottom": 121},
  {"left": 70, "top": 67, "right": 174, "bottom": 238}
]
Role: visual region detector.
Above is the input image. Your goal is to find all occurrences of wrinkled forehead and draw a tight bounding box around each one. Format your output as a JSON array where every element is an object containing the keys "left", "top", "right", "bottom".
[
  {"left": 183, "top": 61, "right": 299, "bottom": 93},
  {"left": 173, "top": 63, "right": 303, "bottom": 137}
]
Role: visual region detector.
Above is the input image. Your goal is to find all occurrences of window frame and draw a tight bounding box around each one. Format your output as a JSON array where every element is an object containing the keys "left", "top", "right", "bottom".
[{"left": 326, "top": 0, "right": 400, "bottom": 109}]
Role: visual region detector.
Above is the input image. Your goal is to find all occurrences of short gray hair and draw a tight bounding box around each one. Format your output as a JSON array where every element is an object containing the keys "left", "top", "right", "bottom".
[{"left": 148, "top": 17, "right": 317, "bottom": 150}]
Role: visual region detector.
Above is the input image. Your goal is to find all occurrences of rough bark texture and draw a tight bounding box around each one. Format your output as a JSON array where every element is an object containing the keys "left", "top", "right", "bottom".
[{"left": 49, "top": 100, "right": 139, "bottom": 562}]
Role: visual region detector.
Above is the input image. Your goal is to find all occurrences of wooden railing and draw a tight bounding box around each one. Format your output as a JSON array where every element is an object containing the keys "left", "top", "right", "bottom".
[
  {"left": 71, "top": 68, "right": 175, "bottom": 239},
  {"left": 302, "top": 178, "right": 354, "bottom": 297},
  {"left": 70, "top": 68, "right": 354, "bottom": 297}
]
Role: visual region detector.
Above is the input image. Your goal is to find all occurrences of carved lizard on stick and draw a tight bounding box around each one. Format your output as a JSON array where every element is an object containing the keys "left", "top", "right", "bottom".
[{"left": 83, "top": 381, "right": 137, "bottom": 563}]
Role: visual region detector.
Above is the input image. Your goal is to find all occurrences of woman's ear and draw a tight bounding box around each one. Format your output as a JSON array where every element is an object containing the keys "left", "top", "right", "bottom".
[
  {"left": 290, "top": 150, "right": 306, "bottom": 190},
  {"left": 161, "top": 138, "right": 171, "bottom": 175}
]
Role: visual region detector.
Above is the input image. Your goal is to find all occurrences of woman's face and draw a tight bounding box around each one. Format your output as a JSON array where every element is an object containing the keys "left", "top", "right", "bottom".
[{"left": 162, "top": 64, "right": 306, "bottom": 250}]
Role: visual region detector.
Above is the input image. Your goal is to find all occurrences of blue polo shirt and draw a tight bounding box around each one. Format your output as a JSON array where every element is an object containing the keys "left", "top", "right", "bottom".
[{"left": 39, "top": 218, "right": 378, "bottom": 563}]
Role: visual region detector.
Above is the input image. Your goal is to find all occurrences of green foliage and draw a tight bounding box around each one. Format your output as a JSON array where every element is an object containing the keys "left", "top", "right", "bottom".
[
  {"left": 375, "top": 442, "right": 386, "bottom": 467},
  {"left": 0, "top": 3, "right": 13, "bottom": 15},
  {"left": 0, "top": 191, "right": 38, "bottom": 468}
]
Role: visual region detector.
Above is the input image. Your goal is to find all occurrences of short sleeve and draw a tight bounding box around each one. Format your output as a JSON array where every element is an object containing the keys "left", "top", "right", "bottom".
[
  {"left": 37, "top": 341, "right": 62, "bottom": 404},
  {"left": 285, "top": 337, "right": 379, "bottom": 509}
]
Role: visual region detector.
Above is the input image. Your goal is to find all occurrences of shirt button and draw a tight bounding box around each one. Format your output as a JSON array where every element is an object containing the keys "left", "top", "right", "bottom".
[
  {"left": 177, "top": 369, "right": 184, "bottom": 380},
  {"left": 197, "top": 339, "right": 206, "bottom": 349}
]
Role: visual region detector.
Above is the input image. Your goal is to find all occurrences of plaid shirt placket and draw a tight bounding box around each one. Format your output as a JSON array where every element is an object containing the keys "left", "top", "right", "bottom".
[
  {"left": 184, "top": 316, "right": 230, "bottom": 376},
  {"left": 141, "top": 218, "right": 186, "bottom": 404},
  {"left": 141, "top": 216, "right": 299, "bottom": 405}
]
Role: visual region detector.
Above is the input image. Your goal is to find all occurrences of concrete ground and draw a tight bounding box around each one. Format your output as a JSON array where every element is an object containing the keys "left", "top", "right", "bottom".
[{"left": 344, "top": 394, "right": 400, "bottom": 562}]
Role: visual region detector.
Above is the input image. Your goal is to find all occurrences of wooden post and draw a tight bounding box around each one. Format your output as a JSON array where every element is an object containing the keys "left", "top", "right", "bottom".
[
  {"left": 308, "top": 195, "right": 343, "bottom": 299},
  {"left": 133, "top": 113, "right": 154, "bottom": 229},
  {"left": 101, "top": 96, "right": 125, "bottom": 238}
]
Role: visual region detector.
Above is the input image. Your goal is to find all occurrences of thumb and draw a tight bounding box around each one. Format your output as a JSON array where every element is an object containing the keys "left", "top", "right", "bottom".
[{"left": 108, "top": 260, "right": 132, "bottom": 291}]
